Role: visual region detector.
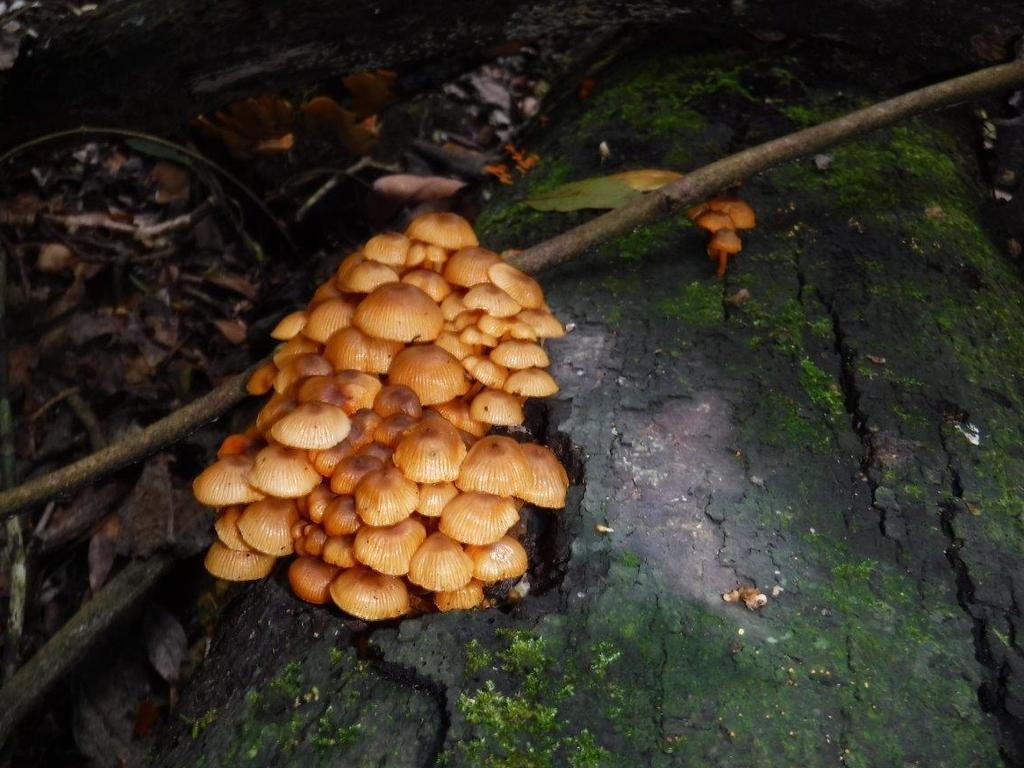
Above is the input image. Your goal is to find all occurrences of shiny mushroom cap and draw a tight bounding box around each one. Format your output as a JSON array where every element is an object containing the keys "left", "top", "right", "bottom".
[
  {"left": 518, "top": 443, "right": 570, "bottom": 509},
  {"left": 354, "top": 464, "right": 419, "bottom": 526},
  {"left": 457, "top": 436, "right": 531, "bottom": 496},
  {"left": 269, "top": 402, "right": 351, "bottom": 449},
  {"left": 354, "top": 283, "right": 445, "bottom": 343},
  {"left": 288, "top": 557, "right": 338, "bottom": 604},
  {"left": 353, "top": 517, "right": 427, "bottom": 575},
  {"left": 387, "top": 344, "right": 469, "bottom": 405},
  {"left": 330, "top": 567, "right": 410, "bottom": 620},
  {"left": 443, "top": 247, "right": 501, "bottom": 287},
  {"left": 193, "top": 455, "right": 265, "bottom": 506},
  {"left": 466, "top": 536, "right": 528, "bottom": 582},
  {"left": 407, "top": 532, "right": 474, "bottom": 591},
  {"left": 246, "top": 445, "right": 322, "bottom": 498},
  {"left": 439, "top": 492, "right": 520, "bottom": 545},
  {"left": 204, "top": 541, "right": 276, "bottom": 581},
  {"left": 405, "top": 212, "right": 479, "bottom": 251},
  {"left": 393, "top": 419, "right": 467, "bottom": 483},
  {"left": 237, "top": 498, "right": 301, "bottom": 556}
]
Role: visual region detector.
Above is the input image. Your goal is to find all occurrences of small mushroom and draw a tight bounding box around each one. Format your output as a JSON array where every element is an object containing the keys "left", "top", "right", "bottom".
[
  {"left": 443, "top": 247, "right": 501, "bottom": 287},
  {"left": 517, "top": 444, "right": 570, "bottom": 509},
  {"left": 193, "top": 455, "right": 265, "bottom": 506},
  {"left": 204, "top": 541, "right": 276, "bottom": 581},
  {"left": 362, "top": 232, "right": 410, "bottom": 267},
  {"left": 407, "top": 532, "right": 474, "bottom": 592},
  {"left": 405, "top": 212, "right": 479, "bottom": 251},
  {"left": 457, "top": 436, "right": 530, "bottom": 496},
  {"left": 330, "top": 567, "right": 410, "bottom": 620},
  {"left": 466, "top": 536, "right": 528, "bottom": 582},
  {"left": 393, "top": 419, "right": 467, "bottom": 483},
  {"left": 354, "top": 465, "right": 419, "bottom": 526},
  {"left": 353, "top": 282, "right": 444, "bottom": 342},
  {"left": 353, "top": 517, "right": 427, "bottom": 575},
  {"left": 387, "top": 344, "right": 469, "bottom": 405},
  {"left": 288, "top": 557, "right": 339, "bottom": 604},
  {"left": 434, "top": 579, "right": 485, "bottom": 611},
  {"left": 707, "top": 229, "right": 742, "bottom": 279},
  {"left": 439, "top": 492, "right": 520, "bottom": 546}
]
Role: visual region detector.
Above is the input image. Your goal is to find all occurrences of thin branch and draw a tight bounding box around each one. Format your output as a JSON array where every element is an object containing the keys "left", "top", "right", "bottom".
[
  {"left": 0, "top": 553, "right": 177, "bottom": 749},
  {"left": 0, "top": 61, "right": 1022, "bottom": 522},
  {"left": 0, "top": 367, "right": 256, "bottom": 520},
  {"left": 507, "top": 59, "right": 1024, "bottom": 274}
]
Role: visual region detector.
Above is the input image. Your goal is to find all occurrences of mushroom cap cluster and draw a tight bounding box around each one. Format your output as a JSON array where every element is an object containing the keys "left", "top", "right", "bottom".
[
  {"left": 192, "top": 212, "right": 569, "bottom": 621},
  {"left": 687, "top": 196, "right": 756, "bottom": 278}
]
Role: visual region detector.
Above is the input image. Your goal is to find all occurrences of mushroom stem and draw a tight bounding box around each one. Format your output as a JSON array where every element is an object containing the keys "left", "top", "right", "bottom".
[{"left": 712, "top": 249, "right": 728, "bottom": 279}]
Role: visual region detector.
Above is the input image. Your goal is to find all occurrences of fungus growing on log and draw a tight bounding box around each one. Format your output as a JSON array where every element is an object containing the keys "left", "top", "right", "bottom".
[
  {"left": 689, "top": 194, "right": 757, "bottom": 278},
  {"left": 193, "top": 212, "right": 570, "bottom": 619}
]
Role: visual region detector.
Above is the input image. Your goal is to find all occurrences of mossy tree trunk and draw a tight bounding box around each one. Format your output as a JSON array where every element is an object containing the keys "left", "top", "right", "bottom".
[{"left": 154, "top": 31, "right": 1024, "bottom": 768}]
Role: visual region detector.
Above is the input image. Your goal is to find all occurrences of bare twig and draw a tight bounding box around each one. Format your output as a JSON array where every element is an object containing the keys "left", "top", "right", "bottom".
[
  {"left": 1, "top": 61, "right": 1023, "bottom": 522},
  {"left": 0, "top": 553, "right": 176, "bottom": 749},
  {"left": 0, "top": 366, "right": 256, "bottom": 519},
  {"left": 40, "top": 196, "right": 216, "bottom": 247},
  {"left": 0, "top": 238, "right": 25, "bottom": 682},
  {"left": 507, "top": 59, "right": 1024, "bottom": 274},
  {"left": 66, "top": 392, "right": 107, "bottom": 451}
]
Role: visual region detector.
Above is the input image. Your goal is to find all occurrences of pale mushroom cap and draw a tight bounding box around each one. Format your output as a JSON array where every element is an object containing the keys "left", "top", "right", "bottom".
[
  {"left": 204, "top": 541, "right": 276, "bottom": 581},
  {"left": 246, "top": 445, "right": 321, "bottom": 498},
  {"left": 363, "top": 232, "right": 411, "bottom": 267},
  {"left": 434, "top": 579, "right": 485, "bottom": 611},
  {"left": 330, "top": 453, "right": 384, "bottom": 495},
  {"left": 354, "top": 465, "right": 419, "bottom": 526},
  {"left": 304, "top": 483, "right": 338, "bottom": 524},
  {"left": 518, "top": 443, "right": 570, "bottom": 508},
  {"left": 466, "top": 536, "right": 528, "bottom": 582},
  {"left": 407, "top": 532, "right": 474, "bottom": 591},
  {"left": 490, "top": 340, "right": 549, "bottom": 370},
  {"left": 288, "top": 556, "right": 338, "bottom": 604},
  {"left": 272, "top": 335, "right": 321, "bottom": 367},
  {"left": 504, "top": 367, "right": 559, "bottom": 397},
  {"left": 193, "top": 455, "right": 265, "bottom": 506},
  {"left": 324, "top": 327, "right": 404, "bottom": 374},
  {"left": 255, "top": 395, "right": 297, "bottom": 434},
  {"left": 402, "top": 269, "right": 452, "bottom": 303},
  {"left": 393, "top": 419, "right": 468, "bottom": 483},
  {"left": 300, "top": 525, "right": 328, "bottom": 557},
  {"left": 694, "top": 210, "right": 734, "bottom": 233},
  {"left": 416, "top": 482, "right": 459, "bottom": 517},
  {"left": 358, "top": 441, "right": 394, "bottom": 464},
  {"left": 271, "top": 310, "right": 308, "bottom": 341},
  {"left": 708, "top": 228, "right": 742, "bottom": 254},
  {"left": 269, "top": 402, "right": 352, "bottom": 449},
  {"left": 333, "top": 251, "right": 366, "bottom": 284},
  {"left": 237, "top": 498, "right": 301, "bottom": 556},
  {"left": 435, "top": 330, "right": 475, "bottom": 360},
  {"left": 372, "top": 384, "right": 423, "bottom": 420},
  {"left": 246, "top": 361, "right": 278, "bottom": 396},
  {"left": 463, "top": 283, "right": 521, "bottom": 318},
  {"left": 373, "top": 413, "right": 419, "bottom": 448},
  {"left": 707, "top": 197, "right": 756, "bottom": 229},
  {"left": 428, "top": 398, "right": 488, "bottom": 437},
  {"left": 322, "top": 535, "right": 358, "bottom": 567},
  {"left": 516, "top": 309, "right": 565, "bottom": 339},
  {"left": 322, "top": 495, "right": 361, "bottom": 536},
  {"left": 338, "top": 260, "right": 400, "bottom": 293},
  {"left": 273, "top": 353, "right": 334, "bottom": 394},
  {"left": 310, "top": 440, "right": 355, "bottom": 477},
  {"left": 330, "top": 567, "right": 410, "bottom": 620},
  {"left": 487, "top": 262, "right": 544, "bottom": 309},
  {"left": 353, "top": 517, "right": 427, "bottom": 575},
  {"left": 443, "top": 247, "right": 501, "bottom": 287},
  {"left": 470, "top": 388, "right": 524, "bottom": 426},
  {"left": 213, "top": 506, "right": 249, "bottom": 550},
  {"left": 459, "top": 326, "right": 499, "bottom": 349},
  {"left": 387, "top": 344, "right": 469, "bottom": 405},
  {"left": 405, "top": 212, "right": 479, "bottom": 250},
  {"left": 440, "top": 291, "right": 467, "bottom": 321},
  {"left": 354, "top": 283, "right": 444, "bottom": 343},
  {"left": 463, "top": 355, "right": 509, "bottom": 389},
  {"left": 310, "top": 276, "right": 345, "bottom": 308},
  {"left": 302, "top": 297, "right": 359, "bottom": 343},
  {"left": 332, "top": 370, "right": 384, "bottom": 412},
  {"left": 457, "top": 435, "right": 531, "bottom": 496},
  {"left": 439, "top": 492, "right": 520, "bottom": 545},
  {"left": 477, "top": 314, "right": 511, "bottom": 337}
]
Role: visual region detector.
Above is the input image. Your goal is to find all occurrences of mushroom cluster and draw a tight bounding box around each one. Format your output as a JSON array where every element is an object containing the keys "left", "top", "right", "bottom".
[
  {"left": 687, "top": 196, "right": 756, "bottom": 278},
  {"left": 192, "top": 212, "right": 570, "bottom": 620}
]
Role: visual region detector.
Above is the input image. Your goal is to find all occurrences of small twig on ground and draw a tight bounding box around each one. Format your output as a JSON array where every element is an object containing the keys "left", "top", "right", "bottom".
[
  {"left": 294, "top": 158, "right": 403, "bottom": 222},
  {"left": 1, "top": 61, "right": 1023, "bottom": 523},
  {"left": 508, "top": 59, "right": 1024, "bottom": 274},
  {"left": 40, "top": 196, "right": 216, "bottom": 247},
  {"left": 0, "top": 365, "right": 256, "bottom": 520},
  {"left": 28, "top": 387, "right": 80, "bottom": 422},
  {"left": 66, "top": 391, "right": 106, "bottom": 451},
  {"left": 0, "top": 238, "right": 25, "bottom": 682},
  {"left": 0, "top": 553, "right": 176, "bottom": 749}
]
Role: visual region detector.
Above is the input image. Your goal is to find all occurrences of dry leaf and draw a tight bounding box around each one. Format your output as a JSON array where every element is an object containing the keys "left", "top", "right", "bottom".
[
  {"left": 724, "top": 288, "right": 752, "bottom": 306},
  {"left": 37, "top": 242, "right": 76, "bottom": 273},
  {"left": 213, "top": 318, "right": 247, "bottom": 344},
  {"left": 150, "top": 161, "right": 191, "bottom": 204},
  {"left": 342, "top": 69, "right": 397, "bottom": 118},
  {"left": 144, "top": 604, "right": 188, "bottom": 684},
  {"left": 205, "top": 272, "right": 258, "bottom": 300},
  {"left": 301, "top": 96, "right": 377, "bottom": 156},
  {"left": 723, "top": 586, "right": 768, "bottom": 610},
  {"left": 526, "top": 176, "right": 639, "bottom": 212},
  {"left": 608, "top": 169, "right": 683, "bottom": 191},
  {"left": 88, "top": 514, "right": 122, "bottom": 591}
]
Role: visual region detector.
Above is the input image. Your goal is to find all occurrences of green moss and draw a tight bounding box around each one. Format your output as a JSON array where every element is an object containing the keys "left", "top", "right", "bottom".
[
  {"left": 656, "top": 280, "right": 722, "bottom": 327},
  {"left": 475, "top": 158, "right": 573, "bottom": 244},
  {"left": 777, "top": 103, "right": 840, "bottom": 127},
  {"left": 466, "top": 638, "right": 494, "bottom": 675},
  {"left": 269, "top": 660, "right": 303, "bottom": 700},
  {"left": 449, "top": 632, "right": 615, "bottom": 767},
  {"left": 750, "top": 390, "right": 834, "bottom": 453},
  {"left": 600, "top": 217, "right": 689, "bottom": 264},
  {"left": 798, "top": 358, "right": 844, "bottom": 415},
  {"left": 620, "top": 550, "right": 643, "bottom": 568},
  {"left": 182, "top": 709, "right": 218, "bottom": 740}
]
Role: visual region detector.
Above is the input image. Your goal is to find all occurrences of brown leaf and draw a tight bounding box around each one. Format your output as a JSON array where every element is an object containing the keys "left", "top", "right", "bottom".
[
  {"left": 205, "top": 272, "right": 259, "bottom": 300},
  {"left": 73, "top": 651, "right": 151, "bottom": 767},
  {"left": 150, "top": 161, "right": 191, "bottom": 204},
  {"left": 301, "top": 96, "right": 377, "bottom": 156},
  {"left": 88, "top": 514, "right": 122, "bottom": 591},
  {"left": 144, "top": 604, "right": 187, "bottom": 684},
  {"left": 118, "top": 456, "right": 211, "bottom": 556},
  {"left": 37, "top": 242, "right": 77, "bottom": 273},
  {"left": 342, "top": 69, "right": 397, "bottom": 118},
  {"left": 607, "top": 169, "right": 683, "bottom": 191},
  {"left": 213, "top": 318, "right": 247, "bottom": 344}
]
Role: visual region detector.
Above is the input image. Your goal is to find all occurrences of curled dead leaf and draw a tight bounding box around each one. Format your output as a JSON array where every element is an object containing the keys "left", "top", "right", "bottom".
[{"left": 723, "top": 586, "right": 767, "bottom": 610}]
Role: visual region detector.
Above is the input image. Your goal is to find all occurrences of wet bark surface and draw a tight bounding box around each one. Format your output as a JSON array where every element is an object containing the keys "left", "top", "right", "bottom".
[{"left": 151, "top": 31, "right": 1024, "bottom": 768}]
